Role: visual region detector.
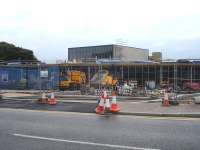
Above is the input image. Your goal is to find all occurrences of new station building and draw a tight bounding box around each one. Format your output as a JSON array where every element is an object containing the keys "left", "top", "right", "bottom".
[{"left": 68, "top": 44, "right": 149, "bottom": 62}]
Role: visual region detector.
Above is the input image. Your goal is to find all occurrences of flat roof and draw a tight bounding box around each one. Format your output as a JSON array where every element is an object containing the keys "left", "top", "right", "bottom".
[{"left": 68, "top": 44, "right": 149, "bottom": 51}]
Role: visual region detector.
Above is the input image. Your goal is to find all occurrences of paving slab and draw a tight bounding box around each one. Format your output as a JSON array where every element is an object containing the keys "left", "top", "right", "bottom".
[{"left": 119, "top": 102, "right": 200, "bottom": 117}]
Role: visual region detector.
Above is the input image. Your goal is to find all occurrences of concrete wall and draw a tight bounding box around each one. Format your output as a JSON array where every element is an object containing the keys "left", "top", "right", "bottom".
[{"left": 113, "top": 45, "right": 149, "bottom": 61}]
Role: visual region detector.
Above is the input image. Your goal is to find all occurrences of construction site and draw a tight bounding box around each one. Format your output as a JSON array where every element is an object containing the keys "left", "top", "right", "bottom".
[
  {"left": 1, "top": 44, "right": 200, "bottom": 114},
  {"left": 0, "top": 45, "right": 200, "bottom": 94},
  {"left": 0, "top": 61, "right": 200, "bottom": 113},
  {"left": 1, "top": 43, "right": 200, "bottom": 150},
  {"left": 2, "top": 1, "right": 200, "bottom": 149}
]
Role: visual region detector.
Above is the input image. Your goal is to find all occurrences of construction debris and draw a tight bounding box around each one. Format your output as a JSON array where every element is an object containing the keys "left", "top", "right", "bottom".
[{"left": 193, "top": 96, "right": 200, "bottom": 104}]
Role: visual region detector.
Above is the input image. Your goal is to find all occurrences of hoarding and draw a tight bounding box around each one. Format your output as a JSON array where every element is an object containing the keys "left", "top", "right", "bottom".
[{"left": 1, "top": 71, "right": 8, "bottom": 82}]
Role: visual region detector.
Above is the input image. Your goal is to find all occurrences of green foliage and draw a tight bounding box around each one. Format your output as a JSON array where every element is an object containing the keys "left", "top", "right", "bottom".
[{"left": 0, "top": 42, "right": 37, "bottom": 61}]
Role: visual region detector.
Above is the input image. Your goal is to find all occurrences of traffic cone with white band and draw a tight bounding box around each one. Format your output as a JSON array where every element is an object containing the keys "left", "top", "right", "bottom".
[{"left": 110, "top": 91, "right": 120, "bottom": 112}]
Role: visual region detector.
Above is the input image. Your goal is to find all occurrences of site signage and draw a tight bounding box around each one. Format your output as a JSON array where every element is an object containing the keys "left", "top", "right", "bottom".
[{"left": 40, "top": 70, "right": 48, "bottom": 78}]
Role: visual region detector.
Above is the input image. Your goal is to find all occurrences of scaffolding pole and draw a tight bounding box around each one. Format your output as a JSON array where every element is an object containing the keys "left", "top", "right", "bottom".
[
  {"left": 154, "top": 65, "right": 157, "bottom": 86},
  {"left": 134, "top": 65, "right": 136, "bottom": 81},
  {"left": 121, "top": 65, "right": 124, "bottom": 82},
  {"left": 88, "top": 66, "right": 91, "bottom": 88},
  {"left": 142, "top": 64, "right": 144, "bottom": 87},
  {"left": 128, "top": 65, "right": 129, "bottom": 81},
  {"left": 190, "top": 65, "right": 193, "bottom": 84},
  {"left": 174, "top": 64, "right": 177, "bottom": 91},
  {"left": 159, "top": 65, "right": 163, "bottom": 86}
]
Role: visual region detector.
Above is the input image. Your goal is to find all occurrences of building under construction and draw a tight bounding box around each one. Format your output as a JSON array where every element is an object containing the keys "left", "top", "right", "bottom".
[
  {"left": 59, "top": 61, "right": 200, "bottom": 90},
  {"left": 68, "top": 44, "right": 149, "bottom": 62},
  {"left": 0, "top": 61, "right": 200, "bottom": 91},
  {"left": 0, "top": 44, "right": 200, "bottom": 91}
]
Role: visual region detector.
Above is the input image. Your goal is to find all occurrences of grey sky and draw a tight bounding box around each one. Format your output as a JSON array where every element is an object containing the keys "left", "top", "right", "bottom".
[{"left": 0, "top": 0, "right": 200, "bottom": 62}]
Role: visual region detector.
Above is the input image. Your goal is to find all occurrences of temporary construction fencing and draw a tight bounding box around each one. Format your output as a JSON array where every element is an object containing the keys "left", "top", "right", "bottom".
[
  {"left": 0, "top": 66, "right": 59, "bottom": 90},
  {"left": 1, "top": 62, "right": 200, "bottom": 91}
]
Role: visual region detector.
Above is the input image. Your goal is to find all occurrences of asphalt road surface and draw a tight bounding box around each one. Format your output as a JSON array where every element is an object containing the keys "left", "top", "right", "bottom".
[
  {"left": 0, "top": 99, "right": 97, "bottom": 113},
  {"left": 0, "top": 108, "right": 200, "bottom": 150}
]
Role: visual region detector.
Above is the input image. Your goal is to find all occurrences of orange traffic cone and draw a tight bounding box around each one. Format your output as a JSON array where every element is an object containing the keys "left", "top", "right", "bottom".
[
  {"left": 105, "top": 94, "right": 110, "bottom": 112},
  {"left": 48, "top": 92, "right": 57, "bottom": 105},
  {"left": 95, "top": 96, "right": 105, "bottom": 114},
  {"left": 163, "top": 92, "right": 170, "bottom": 107},
  {"left": 37, "top": 92, "right": 48, "bottom": 104},
  {"left": 110, "top": 91, "right": 120, "bottom": 113},
  {"left": 102, "top": 90, "right": 108, "bottom": 99},
  {"left": 102, "top": 90, "right": 110, "bottom": 109}
]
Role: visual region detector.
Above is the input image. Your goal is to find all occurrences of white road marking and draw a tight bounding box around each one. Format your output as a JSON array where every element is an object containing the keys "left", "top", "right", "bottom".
[{"left": 13, "top": 133, "right": 159, "bottom": 150}]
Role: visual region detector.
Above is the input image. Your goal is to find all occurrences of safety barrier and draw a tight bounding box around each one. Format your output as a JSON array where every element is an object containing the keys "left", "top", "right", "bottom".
[{"left": 95, "top": 89, "right": 112, "bottom": 97}]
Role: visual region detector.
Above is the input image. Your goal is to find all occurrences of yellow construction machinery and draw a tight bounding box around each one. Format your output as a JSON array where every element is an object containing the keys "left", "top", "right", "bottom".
[
  {"left": 90, "top": 70, "right": 117, "bottom": 88},
  {"left": 59, "top": 70, "right": 86, "bottom": 90}
]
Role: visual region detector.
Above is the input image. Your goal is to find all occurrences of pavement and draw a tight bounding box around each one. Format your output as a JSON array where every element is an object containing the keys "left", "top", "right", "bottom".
[
  {"left": 1, "top": 94, "right": 200, "bottom": 117},
  {"left": 119, "top": 102, "right": 200, "bottom": 117},
  {"left": 1, "top": 91, "right": 153, "bottom": 101},
  {"left": 0, "top": 108, "right": 200, "bottom": 150}
]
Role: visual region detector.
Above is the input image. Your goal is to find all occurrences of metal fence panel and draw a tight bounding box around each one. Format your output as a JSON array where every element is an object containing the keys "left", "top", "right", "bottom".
[
  {"left": 0, "top": 67, "right": 24, "bottom": 89},
  {"left": 0, "top": 66, "right": 60, "bottom": 90}
]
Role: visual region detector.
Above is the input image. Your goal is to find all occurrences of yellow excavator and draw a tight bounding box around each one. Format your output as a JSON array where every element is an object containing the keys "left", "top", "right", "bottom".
[
  {"left": 59, "top": 70, "right": 86, "bottom": 90},
  {"left": 90, "top": 70, "right": 118, "bottom": 88}
]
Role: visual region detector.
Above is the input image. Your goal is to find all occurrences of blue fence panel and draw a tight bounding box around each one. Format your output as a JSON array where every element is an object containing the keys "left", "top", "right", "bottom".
[
  {"left": 0, "top": 68, "right": 10, "bottom": 89},
  {"left": 26, "top": 66, "right": 60, "bottom": 90},
  {"left": 9, "top": 68, "right": 23, "bottom": 89},
  {"left": 0, "top": 67, "right": 24, "bottom": 89},
  {"left": 47, "top": 66, "right": 59, "bottom": 90},
  {"left": 27, "top": 68, "right": 40, "bottom": 90},
  {"left": 0, "top": 65, "right": 60, "bottom": 90}
]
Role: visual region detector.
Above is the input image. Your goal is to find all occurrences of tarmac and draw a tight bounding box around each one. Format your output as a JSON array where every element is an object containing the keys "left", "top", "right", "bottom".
[{"left": 1, "top": 90, "right": 200, "bottom": 118}]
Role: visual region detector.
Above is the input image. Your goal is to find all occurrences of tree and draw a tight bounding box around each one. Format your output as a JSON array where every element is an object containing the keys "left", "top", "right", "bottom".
[{"left": 0, "top": 42, "right": 38, "bottom": 61}]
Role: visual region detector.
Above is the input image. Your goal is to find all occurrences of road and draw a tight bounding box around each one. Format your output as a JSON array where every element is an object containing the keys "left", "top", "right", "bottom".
[
  {"left": 0, "top": 99, "right": 97, "bottom": 113},
  {"left": 0, "top": 108, "right": 200, "bottom": 150}
]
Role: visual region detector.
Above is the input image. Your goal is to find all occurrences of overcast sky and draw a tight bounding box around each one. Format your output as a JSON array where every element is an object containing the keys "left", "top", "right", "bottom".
[{"left": 0, "top": 0, "right": 200, "bottom": 62}]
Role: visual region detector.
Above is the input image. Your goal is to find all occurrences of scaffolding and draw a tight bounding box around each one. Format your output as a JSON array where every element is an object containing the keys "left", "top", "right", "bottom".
[
  {"left": 58, "top": 63, "right": 200, "bottom": 91},
  {"left": 0, "top": 62, "right": 200, "bottom": 91}
]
